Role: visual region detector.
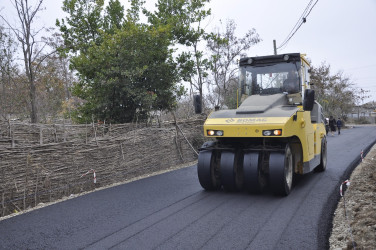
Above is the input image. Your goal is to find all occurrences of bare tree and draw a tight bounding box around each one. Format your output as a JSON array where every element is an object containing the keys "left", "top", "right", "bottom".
[
  {"left": 0, "top": 26, "right": 15, "bottom": 119},
  {"left": 206, "top": 19, "right": 260, "bottom": 108},
  {"left": 0, "top": 24, "right": 29, "bottom": 120},
  {"left": 0, "top": 0, "right": 48, "bottom": 123},
  {"left": 310, "top": 62, "right": 368, "bottom": 120},
  {"left": 45, "top": 31, "right": 75, "bottom": 120}
]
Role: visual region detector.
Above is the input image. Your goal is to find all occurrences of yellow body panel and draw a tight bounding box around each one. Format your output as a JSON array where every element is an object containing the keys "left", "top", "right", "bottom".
[{"left": 204, "top": 110, "right": 325, "bottom": 166}]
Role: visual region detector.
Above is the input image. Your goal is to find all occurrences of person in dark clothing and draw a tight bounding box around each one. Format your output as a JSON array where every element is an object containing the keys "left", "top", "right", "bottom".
[
  {"left": 329, "top": 116, "right": 336, "bottom": 136},
  {"left": 337, "top": 117, "right": 343, "bottom": 135},
  {"left": 283, "top": 70, "right": 300, "bottom": 93},
  {"left": 324, "top": 118, "right": 329, "bottom": 135}
]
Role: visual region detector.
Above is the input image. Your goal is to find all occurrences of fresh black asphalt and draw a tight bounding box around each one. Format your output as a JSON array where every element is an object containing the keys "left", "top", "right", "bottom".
[{"left": 0, "top": 125, "right": 375, "bottom": 250}]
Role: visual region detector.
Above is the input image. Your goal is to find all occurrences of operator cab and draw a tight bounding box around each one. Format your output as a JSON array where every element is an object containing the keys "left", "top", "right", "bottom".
[{"left": 238, "top": 53, "right": 311, "bottom": 106}]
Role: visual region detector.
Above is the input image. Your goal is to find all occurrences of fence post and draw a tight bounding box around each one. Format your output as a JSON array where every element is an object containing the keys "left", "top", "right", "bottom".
[
  {"left": 11, "top": 130, "right": 15, "bottom": 148},
  {"left": 7, "top": 117, "right": 11, "bottom": 137},
  {"left": 34, "top": 167, "right": 39, "bottom": 206},
  {"left": 63, "top": 118, "right": 66, "bottom": 142},
  {"left": 53, "top": 125, "right": 57, "bottom": 143},
  {"left": 24, "top": 154, "right": 31, "bottom": 211},
  {"left": 1, "top": 167, "right": 4, "bottom": 216},
  {"left": 92, "top": 115, "right": 98, "bottom": 146},
  {"left": 94, "top": 125, "right": 98, "bottom": 146},
  {"left": 85, "top": 122, "right": 88, "bottom": 145},
  {"left": 120, "top": 143, "right": 125, "bottom": 160},
  {"left": 39, "top": 127, "right": 43, "bottom": 145},
  {"left": 103, "top": 120, "right": 105, "bottom": 137},
  {"left": 2, "top": 192, "right": 5, "bottom": 217}
]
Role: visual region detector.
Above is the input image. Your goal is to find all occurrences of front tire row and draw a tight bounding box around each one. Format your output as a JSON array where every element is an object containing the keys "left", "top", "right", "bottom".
[{"left": 197, "top": 142, "right": 326, "bottom": 196}]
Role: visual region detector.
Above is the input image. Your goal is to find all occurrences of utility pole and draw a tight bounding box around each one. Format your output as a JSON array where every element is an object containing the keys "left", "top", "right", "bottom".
[{"left": 273, "top": 40, "right": 277, "bottom": 55}]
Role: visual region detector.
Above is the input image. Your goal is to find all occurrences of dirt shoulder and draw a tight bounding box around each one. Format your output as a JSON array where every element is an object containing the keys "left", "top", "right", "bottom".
[{"left": 329, "top": 143, "right": 376, "bottom": 249}]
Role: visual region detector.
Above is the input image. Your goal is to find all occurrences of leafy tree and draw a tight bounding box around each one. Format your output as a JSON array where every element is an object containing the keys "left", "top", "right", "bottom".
[
  {"left": 57, "top": 0, "right": 105, "bottom": 55},
  {"left": 145, "top": 0, "right": 212, "bottom": 109},
  {"left": 104, "top": 0, "right": 124, "bottom": 33},
  {"left": 59, "top": 0, "right": 183, "bottom": 123},
  {"left": 206, "top": 19, "right": 260, "bottom": 108},
  {"left": 310, "top": 62, "right": 360, "bottom": 119},
  {"left": 72, "top": 23, "right": 181, "bottom": 123}
]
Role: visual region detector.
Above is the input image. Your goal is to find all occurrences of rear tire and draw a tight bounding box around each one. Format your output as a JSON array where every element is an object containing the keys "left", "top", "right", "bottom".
[
  {"left": 269, "top": 144, "right": 293, "bottom": 196},
  {"left": 197, "top": 150, "right": 221, "bottom": 190},
  {"left": 315, "top": 138, "right": 327, "bottom": 172}
]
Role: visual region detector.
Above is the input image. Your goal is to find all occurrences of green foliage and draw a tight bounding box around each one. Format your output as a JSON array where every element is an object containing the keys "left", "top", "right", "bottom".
[
  {"left": 57, "top": 0, "right": 105, "bottom": 54},
  {"left": 104, "top": 0, "right": 125, "bottom": 33},
  {"left": 58, "top": 0, "right": 184, "bottom": 123},
  {"left": 127, "top": 0, "right": 145, "bottom": 23},
  {"left": 145, "top": 0, "right": 211, "bottom": 45},
  {"left": 145, "top": 0, "right": 212, "bottom": 105},
  {"left": 71, "top": 23, "right": 180, "bottom": 123}
]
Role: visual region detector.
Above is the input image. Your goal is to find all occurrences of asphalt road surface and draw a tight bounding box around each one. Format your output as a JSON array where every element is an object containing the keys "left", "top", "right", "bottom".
[{"left": 1, "top": 125, "right": 375, "bottom": 250}]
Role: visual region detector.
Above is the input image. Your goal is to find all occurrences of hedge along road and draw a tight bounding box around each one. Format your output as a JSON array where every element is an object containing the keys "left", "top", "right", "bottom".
[{"left": 0, "top": 126, "right": 375, "bottom": 250}]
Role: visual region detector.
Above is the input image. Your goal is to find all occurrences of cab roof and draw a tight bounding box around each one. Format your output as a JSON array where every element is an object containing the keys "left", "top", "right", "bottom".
[{"left": 239, "top": 53, "right": 302, "bottom": 67}]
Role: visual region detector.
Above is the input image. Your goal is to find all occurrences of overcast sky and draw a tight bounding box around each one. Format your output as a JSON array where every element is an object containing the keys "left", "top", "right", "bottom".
[{"left": 1, "top": 0, "right": 375, "bottom": 104}]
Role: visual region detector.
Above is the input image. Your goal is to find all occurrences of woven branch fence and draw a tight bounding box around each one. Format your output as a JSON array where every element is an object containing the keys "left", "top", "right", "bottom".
[{"left": 0, "top": 119, "right": 204, "bottom": 218}]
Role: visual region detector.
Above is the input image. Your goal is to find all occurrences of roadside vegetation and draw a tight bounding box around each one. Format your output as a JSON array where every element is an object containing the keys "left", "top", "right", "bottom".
[{"left": 1, "top": 0, "right": 371, "bottom": 124}]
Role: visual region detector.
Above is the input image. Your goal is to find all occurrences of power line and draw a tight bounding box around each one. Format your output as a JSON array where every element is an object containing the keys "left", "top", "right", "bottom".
[
  {"left": 278, "top": 0, "right": 313, "bottom": 48},
  {"left": 277, "top": 0, "right": 319, "bottom": 50},
  {"left": 278, "top": 0, "right": 318, "bottom": 50},
  {"left": 344, "top": 64, "right": 376, "bottom": 71}
]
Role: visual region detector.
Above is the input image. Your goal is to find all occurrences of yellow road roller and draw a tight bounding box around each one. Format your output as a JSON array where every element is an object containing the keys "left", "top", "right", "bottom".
[{"left": 196, "top": 53, "right": 327, "bottom": 196}]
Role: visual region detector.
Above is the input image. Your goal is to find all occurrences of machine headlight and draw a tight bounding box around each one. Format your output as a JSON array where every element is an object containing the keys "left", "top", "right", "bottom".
[
  {"left": 216, "top": 130, "right": 224, "bottom": 136},
  {"left": 263, "top": 129, "right": 282, "bottom": 136},
  {"left": 207, "top": 130, "right": 224, "bottom": 136},
  {"left": 263, "top": 130, "right": 272, "bottom": 136},
  {"left": 273, "top": 129, "right": 282, "bottom": 136},
  {"left": 283, "top": 55, "right": 289, "bottom": 61}
]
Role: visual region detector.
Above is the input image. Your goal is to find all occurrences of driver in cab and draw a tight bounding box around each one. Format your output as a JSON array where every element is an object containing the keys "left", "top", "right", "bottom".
[{"left": 283, "top": 70, "right": 300, "bottom": 94}]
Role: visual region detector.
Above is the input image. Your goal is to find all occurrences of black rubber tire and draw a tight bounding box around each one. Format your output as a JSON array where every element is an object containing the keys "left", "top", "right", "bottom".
[
  {"left": 243, "top": 152, "right": 266, "bottom": 193},
  {"left": 269, "top": 144, "right": 293, "bottom": 196},
  {"left": 220, "top": 151, "right": 243, "bottom": 191},
  {"left": 315, "top": 138, "right": 327, "bottom": 172},
  {"left": 197, "top": 150, "right": 221, "bottom": 190}
]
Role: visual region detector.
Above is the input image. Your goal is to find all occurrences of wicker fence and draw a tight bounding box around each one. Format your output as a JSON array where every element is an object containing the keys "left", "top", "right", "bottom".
[{"left": 0, "top": 119, "right": 204, "bottom": 218}]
